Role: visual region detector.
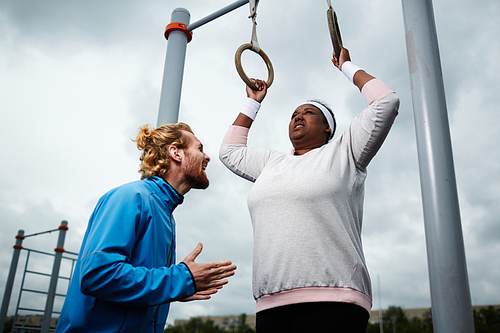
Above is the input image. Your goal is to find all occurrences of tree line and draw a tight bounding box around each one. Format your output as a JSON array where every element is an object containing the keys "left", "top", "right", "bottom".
[
  {"left": 164, "top": 305, "right": 500, "bottom": 333},
  {"left": 164, "top": 314, "right": 254, "bottom": 333},
  {"left": 366, "top": 305, "right": 500, "bottom": 333}
]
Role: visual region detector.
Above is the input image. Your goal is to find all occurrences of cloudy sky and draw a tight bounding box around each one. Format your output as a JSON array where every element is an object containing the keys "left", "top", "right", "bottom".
[{"left": 1, "top": 0, "right": 499, "bottom": 327}]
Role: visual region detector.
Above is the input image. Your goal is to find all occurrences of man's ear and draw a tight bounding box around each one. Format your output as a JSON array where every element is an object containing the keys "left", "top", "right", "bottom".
[{"left": 168, "top": 145, "right": 183, "bottom": 163}]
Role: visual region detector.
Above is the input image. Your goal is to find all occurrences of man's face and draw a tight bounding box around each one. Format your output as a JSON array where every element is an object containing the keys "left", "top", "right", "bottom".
[{"left": 182, "top": 132, "right": 211, "bottom": 190}]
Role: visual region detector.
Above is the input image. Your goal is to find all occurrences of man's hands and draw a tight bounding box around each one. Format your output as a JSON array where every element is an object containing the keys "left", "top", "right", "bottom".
[
  {"left": 181, "top": 243, "right": 237, "bottom": 302},
  {"left": 246, "top": 79, "right": 267, "bottom": 103}
]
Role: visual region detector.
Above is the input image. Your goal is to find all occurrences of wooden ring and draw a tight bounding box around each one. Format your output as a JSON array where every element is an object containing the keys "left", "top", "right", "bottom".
[{"left": 235, "top": 43, "right": 274, "bottom": 90}]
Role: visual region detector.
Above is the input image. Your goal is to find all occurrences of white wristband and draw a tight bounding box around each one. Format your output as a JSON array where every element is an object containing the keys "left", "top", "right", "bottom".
[
  {"left": 341, "top": 61, "right": 364, "bottom": 85},
  {"left": 240, "top": 98, "right": 261, "bottom": 121}
]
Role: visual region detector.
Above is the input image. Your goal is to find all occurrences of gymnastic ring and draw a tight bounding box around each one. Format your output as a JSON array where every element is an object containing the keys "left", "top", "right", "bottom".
[{"left": 235, "top": 43, "right": 274, "bottom": 90}]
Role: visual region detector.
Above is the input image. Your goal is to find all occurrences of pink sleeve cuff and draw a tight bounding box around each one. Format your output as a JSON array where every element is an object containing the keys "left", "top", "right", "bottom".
[
  {"left": 361, "top": 78, "right": 394, "bottom": 105},
  {"left": 222, "top": 125, "right": 250, "bottom": 145}
]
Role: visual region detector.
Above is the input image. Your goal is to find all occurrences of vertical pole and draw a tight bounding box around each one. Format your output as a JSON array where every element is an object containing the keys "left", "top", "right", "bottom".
[
  {"left": 12, "top": 250, "right": 31, "bottom": 333},
  {"left": 157, "top": 8, "right": 191, "bottom": 126},
  {"left": 401, "top": 1, "right": 474, "bottom": 332},
  {"left": 41, "top": 221, "right": 68, "bottom": 333},
  {"left": 0, "top": 230, "right": 24, "bottom": 332},
  {"left": 377, "top": 275, "right": 383, "bottom": 333}
]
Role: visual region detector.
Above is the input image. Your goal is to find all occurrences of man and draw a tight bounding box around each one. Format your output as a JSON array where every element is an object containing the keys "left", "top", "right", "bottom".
[{"left": 56, "top": 122, "right": 237, "bottom": 333}]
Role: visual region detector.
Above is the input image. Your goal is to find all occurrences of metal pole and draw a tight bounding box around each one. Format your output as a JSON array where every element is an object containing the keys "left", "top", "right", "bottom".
[
  {"left": 378, "top": 275, "right": 383, "bottom": 333},
  {"left": 0, "top": 230, "right": 24, "bottom": 332},
  {"left": 41, "top": 221, "right": 68, "bottom": 333},
  {"left": 157, "top": 8, "right": 191, "bottom": 126},
  {"left": 157, "top": 1, "right": 250, "bottom": 126},
  {"left": 187, "top": 0, "right": 249, "bottom": 31},
  {"left": 401, "top": 1, "right": 474, "bottom": 332}
]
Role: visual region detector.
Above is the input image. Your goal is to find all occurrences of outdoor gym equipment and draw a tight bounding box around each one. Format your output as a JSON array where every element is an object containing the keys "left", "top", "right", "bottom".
[
  {"left": 158, "top": 4, "right": 474, "bottom": 331},
  {"left": 326, "top": 0, "right": 343, "bottom": 60},
  {"left": 234, "top": 0, "right": 274, "bottom": 90},
  {"left": 0, "top": 221, "right": 78, "bottom": 333}
]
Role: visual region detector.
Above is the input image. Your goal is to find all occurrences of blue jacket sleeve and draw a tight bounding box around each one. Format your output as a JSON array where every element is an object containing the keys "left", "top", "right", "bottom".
[{"left": 78, "top": 185, "right": 196, "bottom": 306}]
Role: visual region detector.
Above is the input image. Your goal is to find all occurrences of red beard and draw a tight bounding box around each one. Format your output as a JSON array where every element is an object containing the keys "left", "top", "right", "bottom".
[{"left": 183, "top": 152, "right": 209, "bottom": 189}]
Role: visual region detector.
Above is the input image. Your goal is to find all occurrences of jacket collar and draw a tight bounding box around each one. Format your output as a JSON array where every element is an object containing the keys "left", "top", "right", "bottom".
[{"left": 148, "top": 176, "right": 184, "bottom": 208}]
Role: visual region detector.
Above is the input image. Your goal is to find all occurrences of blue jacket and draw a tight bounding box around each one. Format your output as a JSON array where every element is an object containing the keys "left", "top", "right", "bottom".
[{"left": 56, "top": 177, "right": 196, "bottom": 333}]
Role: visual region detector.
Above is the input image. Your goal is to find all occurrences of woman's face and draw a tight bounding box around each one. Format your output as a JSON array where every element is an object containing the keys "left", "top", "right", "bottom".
[{"left": 288, "top": 104, "right": 330, "bottom": 151}]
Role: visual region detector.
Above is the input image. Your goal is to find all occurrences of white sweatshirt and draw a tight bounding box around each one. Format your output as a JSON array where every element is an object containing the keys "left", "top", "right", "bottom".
[{"left": 219, "top": 79, "right": 399, "bottom": 313}]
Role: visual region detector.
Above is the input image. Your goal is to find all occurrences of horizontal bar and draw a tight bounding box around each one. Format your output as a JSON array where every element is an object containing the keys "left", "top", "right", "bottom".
[
  {"left": 23, "top": 228, "right": 60, "bottom": 238},
  {"left": 12, "top": 326, "right": 42, "bottom": 331},
  {"left": 18, "top": 307, "right": 44, "bottom": 312},
  {"left": 22, "top": 248, "right": 79, "bottom": 260},
  {"left": 22, "top": 288, "right": 69, "bottom": 297},
  {"left": 22, "top": 288, "right": 48, "bottom": 295},
  {"left": 187, "top": 0, "right": 249, "bottom": 31},
  {"left": 23, "top": 248, "right": 56, "bottom": 257},
  {"left": 26, "top": 270, "right": 51, "bottom": 277}
]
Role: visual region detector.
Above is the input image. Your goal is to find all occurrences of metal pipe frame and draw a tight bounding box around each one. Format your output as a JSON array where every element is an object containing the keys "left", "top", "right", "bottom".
[
  {"left": 401, "top": 0, "right": 475, "bottom": 332},
  {"left": 0, "top": 230, "right": 24, "bottom": 332},
  {"left": 187, "top": 0, "right": 249, "bottom": 32},
  {"left": 41, "top": 221, "right": 68, "bottom": 333},
  {"left": 157, "top": 0, "right": 249, "bottom": 126}
]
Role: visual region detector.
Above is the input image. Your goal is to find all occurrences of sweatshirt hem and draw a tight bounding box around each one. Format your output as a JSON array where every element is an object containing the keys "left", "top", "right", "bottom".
[{"left": 255, "top": 287, "right": 372, "bottom": 314}]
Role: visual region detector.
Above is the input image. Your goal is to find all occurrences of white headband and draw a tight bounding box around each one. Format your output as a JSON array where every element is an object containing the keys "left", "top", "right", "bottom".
[{"left": 295, "top": 101, "right": 335, "bottom": 140}]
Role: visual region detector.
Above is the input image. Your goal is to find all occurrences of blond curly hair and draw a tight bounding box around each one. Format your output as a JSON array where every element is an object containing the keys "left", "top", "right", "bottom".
[{"left": 134, "top": 122, "right": 193, "bottom": 180}]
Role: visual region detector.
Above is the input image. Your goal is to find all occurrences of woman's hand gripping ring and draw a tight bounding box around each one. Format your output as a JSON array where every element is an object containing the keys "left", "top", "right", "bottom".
[{"left": 235, "top": 43, "right": 274, "bottom": 91}]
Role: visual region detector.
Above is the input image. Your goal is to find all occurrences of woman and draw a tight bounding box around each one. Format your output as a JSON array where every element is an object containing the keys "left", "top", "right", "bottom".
[{"left": 219, "top": 47, "right": 399, "bottom": 332}]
